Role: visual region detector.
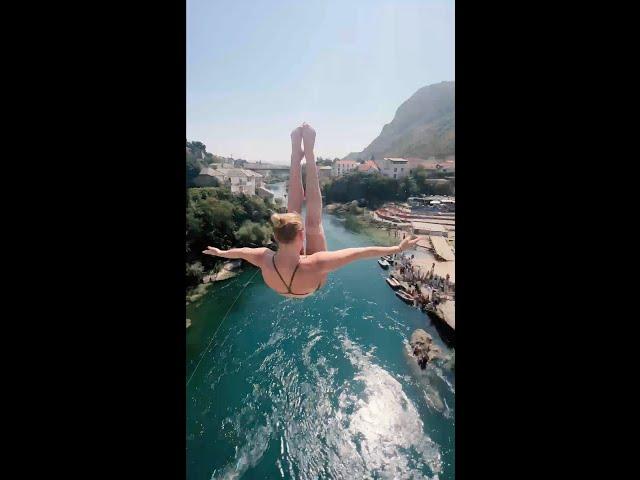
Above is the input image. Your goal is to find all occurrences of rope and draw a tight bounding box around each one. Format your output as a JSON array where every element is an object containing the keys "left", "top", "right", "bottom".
[{"left": 187, "top": 268, "right": 260, "bottom": 387}]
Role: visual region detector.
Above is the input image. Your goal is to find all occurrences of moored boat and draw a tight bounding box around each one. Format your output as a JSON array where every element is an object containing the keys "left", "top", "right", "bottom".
[
  {"left": 395, "top": 290, "right": 414, "bottom": 304},
  {"left": 386, "top": 276, "right": 401, "bottom": 289},
  {"left": 378, "top": 259, "right": 390, "bottom": 269}
]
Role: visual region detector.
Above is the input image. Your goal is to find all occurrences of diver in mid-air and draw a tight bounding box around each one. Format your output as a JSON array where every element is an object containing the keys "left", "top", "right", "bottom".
[{"left": 204, "top": 123, "right": 419, "bottom": 298}]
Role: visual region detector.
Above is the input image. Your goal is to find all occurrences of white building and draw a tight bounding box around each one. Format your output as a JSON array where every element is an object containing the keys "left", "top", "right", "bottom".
[
  {"left": 332, "top": 160, "right": 358, "bottom": 176},
  {"left": 318, "top": 166, "right": 333, "bottom": 181},
  {"left": 193, "top": 167, "right": 262, "bottom": 195},
  {"left": 376, "top": 157, "right": 409, "bottom": 179}
]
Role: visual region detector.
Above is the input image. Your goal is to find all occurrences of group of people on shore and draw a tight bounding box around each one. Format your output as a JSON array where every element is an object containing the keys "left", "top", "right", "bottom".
[
  {"left": 387, "top": 228, "right": 408, "bottom": 239},
  {"left": 388, "top": 253, "right": 454, "bottom": 312}
]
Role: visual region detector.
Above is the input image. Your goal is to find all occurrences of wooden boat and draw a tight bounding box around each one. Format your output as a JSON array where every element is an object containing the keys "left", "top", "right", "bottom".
[
  {"left": 395, "top": 290, "right": 414, "bottom": 304},
  {"left": 378, "top": 259, "right": 390, "bottom": 269},
  {"left": 386, "top": 276, "right": 401, "bottom": 289}
]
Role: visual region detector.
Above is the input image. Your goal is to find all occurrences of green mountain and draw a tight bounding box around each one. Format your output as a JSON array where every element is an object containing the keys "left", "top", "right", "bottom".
[{"left": 345, "top": 81, "right": 454, "bottom": 161}]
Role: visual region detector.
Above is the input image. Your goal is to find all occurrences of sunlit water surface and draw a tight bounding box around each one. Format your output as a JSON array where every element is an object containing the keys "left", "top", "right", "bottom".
[{"left": 187, "top": 213, "right": 455, "bottom": 479}]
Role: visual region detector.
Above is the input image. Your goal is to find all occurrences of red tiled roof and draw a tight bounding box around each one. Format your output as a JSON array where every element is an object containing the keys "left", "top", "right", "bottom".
[{"left": 357, "top": 160, "right": 379, "bottom": 172}]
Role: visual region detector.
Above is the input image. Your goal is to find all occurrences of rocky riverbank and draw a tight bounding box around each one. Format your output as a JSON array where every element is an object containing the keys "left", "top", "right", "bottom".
[{"left": 187, "top": 260, "right": 243, "bottom": 304}]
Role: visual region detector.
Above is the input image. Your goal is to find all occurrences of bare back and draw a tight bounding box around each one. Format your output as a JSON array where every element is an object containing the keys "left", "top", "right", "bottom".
[{"left": 260, "top": 250, "right": 327, "bottom": 297}]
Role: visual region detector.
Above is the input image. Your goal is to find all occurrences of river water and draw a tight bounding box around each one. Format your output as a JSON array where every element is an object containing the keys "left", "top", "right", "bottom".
[
  {"left": 265, "top": 180, "right": 287, "bottom": 203},
  {"left": 186, "top": 212, "right": 455, "bottom": 480}
]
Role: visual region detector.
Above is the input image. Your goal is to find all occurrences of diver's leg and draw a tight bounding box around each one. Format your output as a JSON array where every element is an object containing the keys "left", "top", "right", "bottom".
[
  {"left": 287, "top": 126, "right": 305, "bottom": 214},
  {"left": 302, "top": 123, "right": 327, "bottom": 255}
]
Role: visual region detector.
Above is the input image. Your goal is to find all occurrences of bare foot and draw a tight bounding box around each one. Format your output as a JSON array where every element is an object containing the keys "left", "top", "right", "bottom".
[
  {"left": 291, "top": 126, "right": 304, "bottom": 158},
  {"left": 301, "top": 123, "right": 315, "bottom": 154}
]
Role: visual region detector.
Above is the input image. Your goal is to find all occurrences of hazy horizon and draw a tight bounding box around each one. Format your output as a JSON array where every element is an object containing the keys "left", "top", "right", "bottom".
[{"left": 187, "top": 0, "right": 455, "bottom": 164}]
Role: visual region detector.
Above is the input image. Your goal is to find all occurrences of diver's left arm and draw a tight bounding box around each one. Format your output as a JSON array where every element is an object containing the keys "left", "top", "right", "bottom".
[
  {"left": 203, "top": 246, "right": 268, "bottom": 268},
  {"left": 310, "top": 236, "right": 419, "bottom": 273}
]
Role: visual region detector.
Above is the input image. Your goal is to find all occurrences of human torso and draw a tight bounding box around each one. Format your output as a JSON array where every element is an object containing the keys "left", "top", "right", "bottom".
[{"left": 261, "top": 250, "right": 326, "bottom": 298}]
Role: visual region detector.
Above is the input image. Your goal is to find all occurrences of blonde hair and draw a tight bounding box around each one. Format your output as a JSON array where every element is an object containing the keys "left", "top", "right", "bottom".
[{"left": 271, "top": 212, "right": 303, "bottom": 243}]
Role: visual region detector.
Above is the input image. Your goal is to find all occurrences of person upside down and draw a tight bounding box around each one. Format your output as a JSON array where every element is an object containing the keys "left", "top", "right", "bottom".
[{"left": 204, "top": 123, "right": 419, "bottom": 298}]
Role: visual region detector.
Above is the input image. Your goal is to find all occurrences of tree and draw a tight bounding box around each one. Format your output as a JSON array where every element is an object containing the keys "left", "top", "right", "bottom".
[
  {"left": 186, "top": 261, "right": 204, "bottom": 287},
  {"left": 188, "top": 140, "right": 206, "bottom": 152},
  {"left": 399, "top": 176, "right": 419, "bottom": 198},
  {"left": 235, "top": 220, "right": 272, "bottom": 246},
  {"left": 186, "top": 151, "right": 205, "bottom": 186},
  {"left": 323, "top": 172, "right": 399, "bottom": 209},
  {"left": 186, "top": 186, "right": 275, "bottom": 270},
  {"left": 241, "top": 195, "right": 270, "bottom": 222}
]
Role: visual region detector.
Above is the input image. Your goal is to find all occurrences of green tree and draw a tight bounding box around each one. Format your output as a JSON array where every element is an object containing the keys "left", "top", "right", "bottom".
[
  {"left": 186, "top": 261, "right": 204, "bottom": 287},
  {"left": 187, "top": 140, "right": 206, "bottom": 152},
  {"left": 235, "top": 220, "right": 272, "bottom": 246},
  {"left": 186, "top": 186, "right": 276, "bottom": 269},
  {"left": 399, "top": 176, "right": 419, "bottom": 198},
  {"left": 186, "top": 151, "right": 205, "bottom": 186}
]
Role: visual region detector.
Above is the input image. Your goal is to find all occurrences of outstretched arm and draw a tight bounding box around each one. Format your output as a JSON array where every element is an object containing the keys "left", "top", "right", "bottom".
[
  {"left": 311, "top": 236, "right": 419, "bottom": 273},
  {"left": 203, "top": 246, "right": 268, "bottom": 268}
]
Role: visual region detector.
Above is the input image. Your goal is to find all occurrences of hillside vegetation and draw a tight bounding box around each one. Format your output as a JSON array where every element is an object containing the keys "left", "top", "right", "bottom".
[{"left": 345, "top": 81, "right": 454, "bottom": 161}]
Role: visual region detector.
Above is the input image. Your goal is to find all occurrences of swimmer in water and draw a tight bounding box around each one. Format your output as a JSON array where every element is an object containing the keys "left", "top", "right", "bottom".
[{"left": 203, "top": 123, "right": 419, "bottom": 298}]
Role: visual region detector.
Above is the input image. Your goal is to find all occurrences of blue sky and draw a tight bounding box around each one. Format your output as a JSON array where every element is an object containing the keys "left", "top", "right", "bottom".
[{"left": 187, "top": 0, "right": 454, "bottom": 164}]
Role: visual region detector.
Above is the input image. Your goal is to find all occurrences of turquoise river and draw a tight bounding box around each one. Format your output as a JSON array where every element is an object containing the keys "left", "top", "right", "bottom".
[{"left": 187, "top": 212, "right": 455, "bottom": 480}]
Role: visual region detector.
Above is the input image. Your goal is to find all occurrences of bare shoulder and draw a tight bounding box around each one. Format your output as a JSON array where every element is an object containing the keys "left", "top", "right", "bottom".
[
  {"left": 245, "top": 247, "right": 271, "bottom": 268},
  {"left": 303, "top": 251, "right": 331, "bottom": 263},
  {"left": 301, "top": 251, "right": 335, "bottom": 270}
]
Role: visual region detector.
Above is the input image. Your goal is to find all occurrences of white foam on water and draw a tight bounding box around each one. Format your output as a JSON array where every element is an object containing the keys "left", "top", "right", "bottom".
[
  {"left": 340, "top": 336, "right": 443, "bottom": 479},
  {"left": 209, "top": 325, "right": 443, "bottom": 480}
]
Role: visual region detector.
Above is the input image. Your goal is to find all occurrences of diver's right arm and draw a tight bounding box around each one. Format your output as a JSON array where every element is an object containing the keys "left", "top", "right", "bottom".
[{"left": 203, "top": 246, "right": 268, "bottom": 268}]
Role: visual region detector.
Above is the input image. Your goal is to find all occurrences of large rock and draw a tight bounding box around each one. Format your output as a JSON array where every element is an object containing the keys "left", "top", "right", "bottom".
[
  {"left": 223, "top": 259, "right": 242, "bottom": 271},
  {"left": 216, "top": 269, "right": 237, "bottom": 281},
  {"left": 409, "top": 329, "right": 444, "bottom": 369}
]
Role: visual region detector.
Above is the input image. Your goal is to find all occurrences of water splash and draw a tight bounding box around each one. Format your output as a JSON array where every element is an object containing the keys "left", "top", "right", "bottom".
[{"left": 210, "top": 329, "right": 442, "bottom": 480}]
